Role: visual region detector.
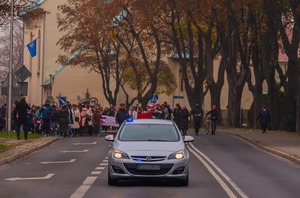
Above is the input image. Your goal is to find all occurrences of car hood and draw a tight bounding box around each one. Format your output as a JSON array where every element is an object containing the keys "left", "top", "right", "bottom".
[{"left": 113, "top": 141, "right": 185, "bottom": 155}]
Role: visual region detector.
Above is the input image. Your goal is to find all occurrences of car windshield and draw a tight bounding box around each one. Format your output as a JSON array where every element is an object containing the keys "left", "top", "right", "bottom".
[{"left": 118, "top": 124, "right": 180, "bottom": 142}]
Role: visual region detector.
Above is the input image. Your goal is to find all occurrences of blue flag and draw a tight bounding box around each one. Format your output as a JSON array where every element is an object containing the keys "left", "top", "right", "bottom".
[{"left": 26, "top": 38, "right": 37, "bottom": 57}]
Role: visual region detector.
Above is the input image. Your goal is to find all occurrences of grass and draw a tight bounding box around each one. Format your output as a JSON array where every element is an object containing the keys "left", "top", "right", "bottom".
[
  {"left": 0, "top": 131, "right": 42, "bottom": 139},
  {"left": 0, "top": 144, "right": 11, "bottom": 152}
]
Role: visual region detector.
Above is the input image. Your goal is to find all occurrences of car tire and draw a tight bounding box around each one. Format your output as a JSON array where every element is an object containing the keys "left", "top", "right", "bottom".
[
  {"left": 108, "top": 172, "right": 118, "bottom": 186},
  {"left": 179, "top": 173, "right": 189, "bottom": 186}
]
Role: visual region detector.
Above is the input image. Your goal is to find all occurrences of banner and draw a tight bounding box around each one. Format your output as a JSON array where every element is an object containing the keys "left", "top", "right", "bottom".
[
  {"left": 26, "top": 38, "right": 37, "bottom": 57},
  {"left": 101, "top": 116, "right": 119, "bottom": 127}
]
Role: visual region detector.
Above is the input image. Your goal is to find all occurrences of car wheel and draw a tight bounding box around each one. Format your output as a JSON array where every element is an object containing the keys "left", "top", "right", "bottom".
[
  {"left": 179, "top": 173, "right": 189, "bottom": 186},
  {"left": 108, "top": 171, "right": 118, "bottom": 186}
]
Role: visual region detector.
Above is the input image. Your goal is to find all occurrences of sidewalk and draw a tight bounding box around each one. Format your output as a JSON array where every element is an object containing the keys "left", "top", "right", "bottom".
[
  {"left": 219, "top": 128, "right": 300, "bottom": 165},
  {"left": 0, "top": 129, "right": 299, "bottom": 166}
]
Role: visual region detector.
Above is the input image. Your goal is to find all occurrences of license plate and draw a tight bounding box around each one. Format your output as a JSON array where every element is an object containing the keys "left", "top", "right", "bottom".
[{"left": 137, "top": 164, "right": 160, "bottom": 170}]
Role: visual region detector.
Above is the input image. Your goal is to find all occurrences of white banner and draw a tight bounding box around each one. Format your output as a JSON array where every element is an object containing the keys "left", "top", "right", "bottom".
[{"left": 101, "top": 115, "right": 119, "bottom": 127}]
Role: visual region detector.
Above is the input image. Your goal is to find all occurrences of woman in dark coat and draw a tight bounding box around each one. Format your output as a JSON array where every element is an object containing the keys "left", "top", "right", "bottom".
[
  {"left": 180, "top": 106, "right": 190, "bottom": 135},
  {"left": 58, "top": 105, "right": 69, "bottom": 137},
  {"left": 256, "top": 105, "right": 271, "bottom": 133},
  {"left": 173, "top": 103, "right": 182, "bottom": 130}
]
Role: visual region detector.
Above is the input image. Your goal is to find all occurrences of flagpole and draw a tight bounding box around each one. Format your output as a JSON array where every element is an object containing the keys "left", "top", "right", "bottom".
[{"left": 7, "top": 0, "right": 14, "bottom": 134}]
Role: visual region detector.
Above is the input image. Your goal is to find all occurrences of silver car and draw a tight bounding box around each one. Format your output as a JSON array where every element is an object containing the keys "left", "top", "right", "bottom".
[{"left": 105, "top": 118, "right": 194, "bottom": 186}]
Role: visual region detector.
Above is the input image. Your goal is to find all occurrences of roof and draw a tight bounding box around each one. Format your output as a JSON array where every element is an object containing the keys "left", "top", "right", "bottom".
[
  {"left": 124, "top": 119, "right": 174, "bottom": 125},
  {"left": 20, "top": 0, "right": 46, "bottom": 16}
]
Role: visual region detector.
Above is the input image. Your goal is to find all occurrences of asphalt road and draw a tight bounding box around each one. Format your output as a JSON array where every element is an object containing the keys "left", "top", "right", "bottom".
[{"left": 0, "top": 134, "right": 299, "bottom": 198}]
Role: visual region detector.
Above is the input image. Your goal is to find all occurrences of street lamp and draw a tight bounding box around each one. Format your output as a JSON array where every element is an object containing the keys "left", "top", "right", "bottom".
[{"left": 6, "top": 0, "right": 14, "bottom": 134}]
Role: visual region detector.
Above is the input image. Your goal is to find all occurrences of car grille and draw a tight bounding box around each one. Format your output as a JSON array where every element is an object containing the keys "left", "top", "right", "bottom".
[
  {"left": 124, "top": 163, "right": 174, "bottom": 175},
  {"left": 131, "top": 156, "right": 167, "bottom": 162}
]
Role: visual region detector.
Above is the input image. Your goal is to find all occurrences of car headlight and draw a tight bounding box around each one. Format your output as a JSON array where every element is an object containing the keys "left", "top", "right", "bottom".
[
  {"left": 112, "top": 149, "right": 130, "bottom": 159},
  {"left": 168, "top": 150, "right": 185, "bottom": 160}
]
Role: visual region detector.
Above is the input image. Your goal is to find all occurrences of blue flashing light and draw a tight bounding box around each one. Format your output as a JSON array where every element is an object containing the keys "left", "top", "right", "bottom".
[{"left": 126, "top": 117, "right": 133, "bottom": 122}]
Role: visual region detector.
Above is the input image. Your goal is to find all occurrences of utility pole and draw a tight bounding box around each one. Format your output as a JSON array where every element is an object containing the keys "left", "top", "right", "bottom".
[{"left": 6, "top": 0, "right": 14, "bottom": 134}]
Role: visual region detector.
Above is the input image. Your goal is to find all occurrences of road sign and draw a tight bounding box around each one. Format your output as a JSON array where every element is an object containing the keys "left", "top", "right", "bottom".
[
  {"left": 59, "top": 97, "right": 67, "bottom": 105},
  {"left": 15, "top": 65, "right": 31, "bottom": 82},
  {"left": 173, "top": 95, "right": 184, "bottom": 99},
  {"left": 46, "top": 96, "right": 54, "bottom": 103},
  {"left": 150, "top": 94, "right": 158, "bottom": 103},
  {"left": 89, "top": 97, "right": 98, "bottom": 106}
]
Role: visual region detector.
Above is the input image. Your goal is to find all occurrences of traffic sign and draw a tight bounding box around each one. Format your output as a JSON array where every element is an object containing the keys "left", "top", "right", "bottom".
[
  {"left": 15, "top": 65, "right": 31, "bottom": 82},
  {"left": 173, "top": 95, "right": 184, "bottom": 99},
  {"left": 46, "top": 96, "right": 54, "bottom": 103},
  {"left": 59, "top": 97, "right": 67, "bottom": 105},
  {"left": 150, "top": 94, "right": 158, "bottom": 103},
  {"left": 89, "top": 97, "right": 98, "bottom": 106}
]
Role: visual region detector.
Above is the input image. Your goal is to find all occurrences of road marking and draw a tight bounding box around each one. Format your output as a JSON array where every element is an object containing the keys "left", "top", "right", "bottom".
[
  {"left": 5, "top": 173, "right": 55, "bottom": 182},
  {"left": 99, "top": 163, "right": 108, "bottom": 166},
  {"left": 103, "top": 159, "right": 108, "bottom": 162},
  {"left": 60, "top": 150, "right": 89, "bottom": 153},
  {"left": 70, "top": 176, "right": 97, "bottom": 198},
  {"left": 95, "top": 167, "right": 105, "bottom": 170},
  {"left": 73, "top": 142, "right": 97, "bottom": 145},
  {"left": 91, "top": 171, "right": 102, "bottom": 175},
  {"left": 40, "top": 159, "right": 76, "bottom": 164},
  {"left": 189, "top": 143, "right": 248, "bottom": 198}
]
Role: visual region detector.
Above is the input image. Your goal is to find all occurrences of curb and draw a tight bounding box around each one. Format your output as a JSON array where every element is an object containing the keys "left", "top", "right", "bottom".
[
  {"left": 228, "top": 133, "right": 300, "bottom": 165},
  {"left": 0, "top": 137, "right": 58, "bottom": 166}
]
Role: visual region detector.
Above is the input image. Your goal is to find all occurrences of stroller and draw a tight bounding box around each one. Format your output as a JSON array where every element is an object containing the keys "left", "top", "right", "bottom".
[{"left": 205, "top": 116, "right": 211, "bottom": 135}]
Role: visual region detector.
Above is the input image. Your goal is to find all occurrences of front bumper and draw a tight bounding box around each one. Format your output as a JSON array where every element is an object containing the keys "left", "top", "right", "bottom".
[{"left": 108, "top": 156, "right": 189, "bottom": 180}]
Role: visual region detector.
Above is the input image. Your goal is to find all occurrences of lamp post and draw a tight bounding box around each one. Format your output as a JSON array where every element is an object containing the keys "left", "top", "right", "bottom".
[{"left": 6, "top": 0, "right": 14, "bottom": 134}]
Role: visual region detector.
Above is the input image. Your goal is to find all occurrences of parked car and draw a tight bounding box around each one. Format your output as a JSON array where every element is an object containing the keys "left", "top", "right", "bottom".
[{"left": 105, "top": 118, "right": 194, "bottom": 186}]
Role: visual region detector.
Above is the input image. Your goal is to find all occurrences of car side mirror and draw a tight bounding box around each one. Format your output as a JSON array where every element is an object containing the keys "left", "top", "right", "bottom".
[
  {"left": 183, "top": 135, "right": 194, "bottom": 142},
  {"left": 104, "top": 134, "right": 114, "bottom": 142}
]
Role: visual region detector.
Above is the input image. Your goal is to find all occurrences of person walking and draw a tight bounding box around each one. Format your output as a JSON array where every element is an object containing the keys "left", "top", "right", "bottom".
[
  {"left": 58, "top": 105, "right": 69, "bottom": 138},
  {"left": 92, "top": 108, "right": 101, "bottom": 137},
  {"left": 181, "top": 105, "right": 190, "bottom": 136},
  {"left": 206, "top": 105, "right": 218, "bottom": 135},
  {"left": 14, "top": 96, "right": 31, "bottom": 140},
  {"left": 191, "top": 101, "right": 203, "bottom": 136},
  {"left": 153, "top": 104, "right": 165, "bottom": 119},
  {"left": 256, "top": 105, "right": 271, "bottom": 133},
  {"left": 173, "top": 103, "right": 183, "bottom": 132},
  {"left": 39, "top": 100, "right": 53, "bottom": 136},
  {"left": 71, "top": 104, "right": 80, "bottom": 137},
  {"left": 115, "top": 103, "right": 129, "bottom": 127}
]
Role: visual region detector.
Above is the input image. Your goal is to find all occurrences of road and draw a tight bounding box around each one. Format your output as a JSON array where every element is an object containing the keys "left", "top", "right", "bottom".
[{"left": 0, "top": 133, "right": 299, "bottom": 198}]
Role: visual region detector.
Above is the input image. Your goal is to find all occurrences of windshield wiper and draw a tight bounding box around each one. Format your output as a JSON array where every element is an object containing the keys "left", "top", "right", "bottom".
[{"left": 147, "top": 139, "right": 167, "bottom": 141}]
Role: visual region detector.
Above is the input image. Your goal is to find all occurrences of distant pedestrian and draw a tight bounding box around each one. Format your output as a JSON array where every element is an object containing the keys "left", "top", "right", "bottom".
[
  {"left": 153, "top": 104, "right": 165, "bottom": 119},
  {"left": 181, "top": 105, "right": 190, "bottom": 135},
  {"left": 39, "top": 100, "right": 53, "bottom": 136},
  {"left": 191, "top": 101, "right": 203, "bottom": 136},
  {"left": 256, "top": 105, "right": 271, "bottom": 133},
  {"left": 92, "top": 108, "right": 101, "bottom": 137},
  {"left": 115, "top": 103, "right": 129, "bottom": 127},
  {"left": 173, "top": 103, "right": 183, "bottom": 131},
  {"left": 206, "top": 105, "right": 218, "bottom": 135},
  {"left": 58, "top": 105, "right": 69, "bottom": 138},
  {"left": 14, "top": 96, "right": 31, "bottom": 140}
]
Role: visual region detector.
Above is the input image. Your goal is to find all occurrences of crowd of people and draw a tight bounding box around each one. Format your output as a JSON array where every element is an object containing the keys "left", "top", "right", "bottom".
[{"left": 0, "top": 96, "right": 225, "bottom": 140}]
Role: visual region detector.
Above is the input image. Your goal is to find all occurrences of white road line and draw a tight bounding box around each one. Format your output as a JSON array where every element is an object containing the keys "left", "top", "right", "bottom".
[
  {"left": 91, "top": 171, "right": 102, "bottom": 175},
  {"left": 73, "top": 142, "right": 97, "bottom": 145},
  {"left": 95, "top": 167, "right": 105, "bottom": 170},
  {"left": 99, "top": 163, "right": 108, "bottom": 166},
  {"left": 70, "top": 176, "right": 97, "bottom": 198},
  {"left": 60, "top": 150, "right": 89, "bottom": 153},
  {"left": 40, "top": 159, "right": 76, "bottom": 164},
  {"left": 189, "top": 143, "right": 248, "bottom": 198},
  {"left": 102, "top": 159, "right": 108, "bottom": 162},
  {"left": 5, "top": 173, "right": 55, "bottom": 181}
]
